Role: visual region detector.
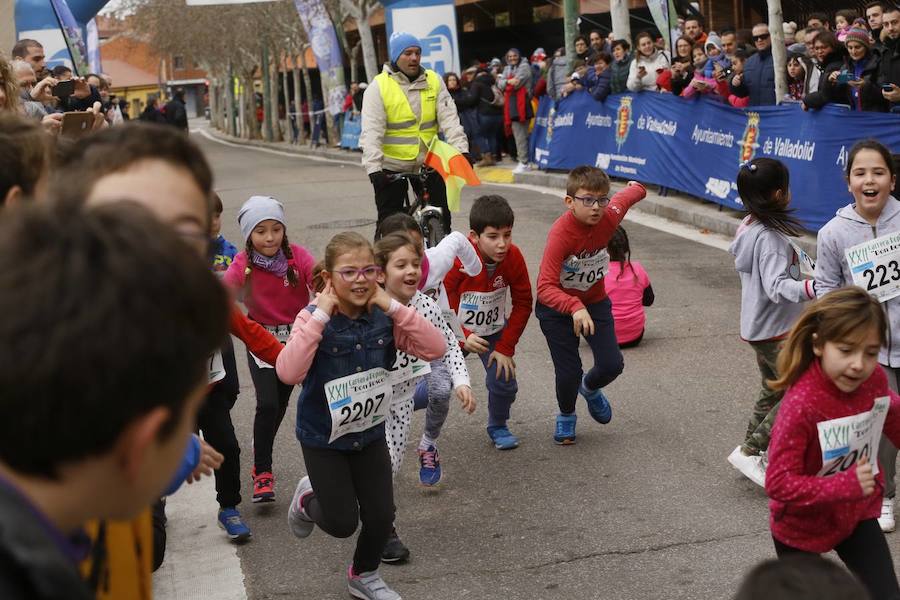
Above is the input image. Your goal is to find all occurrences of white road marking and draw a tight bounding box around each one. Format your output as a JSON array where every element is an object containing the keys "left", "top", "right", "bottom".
[
  {"left": 195, "top": 130, "right": 734, "bottom": 253},
  {"left": 153, "top": 476, "right": 248, "bottom": 600}
]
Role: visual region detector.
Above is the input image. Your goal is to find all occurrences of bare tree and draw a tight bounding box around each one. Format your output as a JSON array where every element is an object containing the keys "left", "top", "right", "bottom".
[
  {"left": 610, "top": 0, "right": 631, "bottom": 44},
  {"left": 340, "top": 0, "right": 380, "bottom": 82},
  {"left": 767, "top": 0, "right": 787, "bottom": 103}
]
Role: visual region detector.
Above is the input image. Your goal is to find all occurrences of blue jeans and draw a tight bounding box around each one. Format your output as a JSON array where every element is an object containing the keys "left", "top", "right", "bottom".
[
  {"left": 476, "top": 113, "right": 503, "bottom": 157},
  {"left": 473, "top": 331, "right": 518, "bottom": 429},
  {"left": 535, "top": 298, "right": 623, "bottom": 414}
]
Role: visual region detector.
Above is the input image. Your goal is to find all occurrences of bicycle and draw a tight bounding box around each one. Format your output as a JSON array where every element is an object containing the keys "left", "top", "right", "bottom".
[{"left": 387, "top": 167, "right": 447, "bottom": 248}]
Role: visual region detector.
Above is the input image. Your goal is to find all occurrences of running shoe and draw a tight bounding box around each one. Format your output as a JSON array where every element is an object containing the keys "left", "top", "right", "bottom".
[
  {"left": 417, "top": 444, "right": 442, "bottom": 486},
  {"left": 381, "top": 527, "right": 410, "bottom": 564},
  {"left": 554, "top": 413, "right": 577, "bottom": 445},
  {"left": 252, "top": 471, "right": 275, "bottom": 503},
  {"left": 487, "top": 426, "right": 519, "bottom": 450},
  {"left": 512, "top": 162, "right": 528, "bottom": 175},
  {"left": 726, "top": 446, "right": 766, "bottom": 488},
  {"left": 348, "top": 566, "right": 402, "bottom": 600},
  {"left": 881, "top": 498, "right": 896, "bottom": 533},
  {"left": 579, "top": 376, "right": 612, "bottom": 424},
  {"left": 217, "top": 508, "right": 251, "bottom": 542},
  {"left": 288, "top": 476, "right": 315, "bottom": 539}
]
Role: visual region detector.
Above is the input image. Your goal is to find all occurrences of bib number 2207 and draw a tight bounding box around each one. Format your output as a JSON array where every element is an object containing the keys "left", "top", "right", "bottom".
[{"left": 326, "top": 368, "right": 393, "bottom": 443}]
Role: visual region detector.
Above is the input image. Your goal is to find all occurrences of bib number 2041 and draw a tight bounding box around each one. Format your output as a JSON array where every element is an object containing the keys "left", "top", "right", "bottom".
[
  {"left": 862, "top": 261, "right": 900, "bottom": 292},
  {"left": 338, "top": 392, "right": 385, "bottom": 426}
]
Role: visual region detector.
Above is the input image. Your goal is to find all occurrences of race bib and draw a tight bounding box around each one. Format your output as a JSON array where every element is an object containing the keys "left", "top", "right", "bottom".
[
  {"left": 458, "top": 288, "right": 507, "bottom": 336},
  {"left": 208, "top": 351, "right": 226, "bottom": 384},
  {"left": 389, "top": 351, "right": 432, "bottom": 386},
  {"left": 816, "top": 397, "right": 889, "bottom": 478},
  {"left": 787, "top": 239, "right": 816, "bottom": 278},
  {"left": 560, "top": 251, "right": 610, "bottom": 291},
  {"left": 325, "top": 368, "right": 393, "bottom": 443},
  {"left": 846, "top": 232, "right": 900, "bottom": 302},
  {"left": 251, "top": 324, "right": 292, "bottom": 369}
]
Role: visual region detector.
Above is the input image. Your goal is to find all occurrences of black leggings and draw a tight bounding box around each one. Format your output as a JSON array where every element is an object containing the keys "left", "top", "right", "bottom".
[
  {"left": 247, "top": 349, "right": 294, "bottom": 473},
  {"left": 198, "top": 340, "right": 241, "bottom": 507},
  {"left": 301, "top": 438, "right": 395, "bottom": 574},
  {"left": 773, "top": 519, "right": 900, "bottom": 600}
]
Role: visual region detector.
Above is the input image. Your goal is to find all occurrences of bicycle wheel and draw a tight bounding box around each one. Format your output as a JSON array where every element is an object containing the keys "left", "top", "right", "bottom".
[{"left": 423, "top": 215, "right": 446, "bottom": 248}]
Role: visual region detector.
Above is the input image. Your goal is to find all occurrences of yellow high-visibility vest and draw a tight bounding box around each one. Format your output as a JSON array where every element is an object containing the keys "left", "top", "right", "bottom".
[{"left": 376, "top": 69, "right": 441, "bottom": 161}]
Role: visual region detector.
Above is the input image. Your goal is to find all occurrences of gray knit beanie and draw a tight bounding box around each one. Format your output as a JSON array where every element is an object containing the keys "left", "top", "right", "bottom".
[{"left": 238, "top": 195, "right": 285, "bottom": 242}]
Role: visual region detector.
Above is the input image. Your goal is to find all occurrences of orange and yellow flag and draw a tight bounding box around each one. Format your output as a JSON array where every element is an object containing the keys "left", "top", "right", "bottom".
[{"left": 423, "top": 138, "right": 480, "bottom": 212}]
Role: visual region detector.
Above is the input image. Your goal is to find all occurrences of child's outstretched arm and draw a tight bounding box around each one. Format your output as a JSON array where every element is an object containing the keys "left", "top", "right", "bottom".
[
  {"left": 229, "top": 305, "right": 282, "bottom": 366},
  {"left": 275, "top": 298, "right": 330, "bottom": 385},
  {"left": 814, "top": 229, "right": 845, "bottom": 298},
  {"left": 424, "top": 231, "right": 482, "bottom": 289},
  {"left": 605, "top": 181, "right": 646, "bottom": 230},
  {"left": 758, "top": 242, "right": 817, "bottom": 304}
]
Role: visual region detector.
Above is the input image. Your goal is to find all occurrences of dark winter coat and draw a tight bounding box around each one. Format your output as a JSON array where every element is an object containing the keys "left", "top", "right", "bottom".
[
  {"left": 731, "top": 46, "right": 776, "bottom": 105},
  {"left": 805, "top": 53, "right": 883, "bottom": 111},
  {"left": 470, "top": 72, "right": 503, "bottom": 116}
]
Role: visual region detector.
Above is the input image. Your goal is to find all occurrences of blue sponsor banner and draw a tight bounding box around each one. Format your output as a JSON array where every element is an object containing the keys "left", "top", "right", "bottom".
[
  {"left": 341, "top": 111, "right": 361, "bottom": 150},
  {"left": 293, "top": 0, "right": 347, "bottom": 116},
  {"left": 383, "top": 0, "right": 460, "bottom": 76},
  {"left": 530, "top": 92, "right": 900, "bottom": 231}
]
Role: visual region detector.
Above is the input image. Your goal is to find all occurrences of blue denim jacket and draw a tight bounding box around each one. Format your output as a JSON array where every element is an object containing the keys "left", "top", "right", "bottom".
[{"left": 295, "top": 306, "right": 397, "bottom": 450}]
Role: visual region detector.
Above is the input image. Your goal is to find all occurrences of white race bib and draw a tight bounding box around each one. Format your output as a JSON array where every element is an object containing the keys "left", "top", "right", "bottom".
[
  {"left": 816, "top": 397, "right": 889, "bottom": 477},
  {"left": 251, "top": 324, "right": 292, "bottom": 369},
  {"left": 560, "top": 250, "right": 610, "bottom": 291},
  {"left": 389, "top": 351, "right": 432, "bottom": 386},
  {"left": 846, "top": 232, "right": 900, "bottom": 302},
  {"left": 325, "top": 368, "right": 393, "bottom": 443},
  {"left": 208, "top": 351, "right": 226, "bottom": 384},
  {"left": 787, "top": 239, "right": 816, "bottom": 278},
  {"left": 458, "top": 288, "right": 507, "bottom": 336}
]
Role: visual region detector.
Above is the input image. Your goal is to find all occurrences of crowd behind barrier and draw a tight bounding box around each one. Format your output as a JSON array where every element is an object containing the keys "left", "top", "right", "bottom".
[{"left": 529, "top": 91, "right": 900, "bottom": 232}]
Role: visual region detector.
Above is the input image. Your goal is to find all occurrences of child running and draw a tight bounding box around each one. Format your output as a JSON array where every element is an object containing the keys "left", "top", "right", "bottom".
[
  {"left": 374, "top": 231, "right": 476, "bottom": 564},
  {"left": 605, "top": 226, "right": 654, "bottom": 348},
  {"left": 377, "top": 213, "right": 482, "bottom": 487},
  {"left": 276, "top": 232, "right": 446, "bottom": 600},
  {"left": 727, "top": 158, "right": 817, "bottom": 487},
  {"left": 535, "top": 166, "right": 645, "bottom": 444},
  {"left": 444, "top": 195, "right": 533, "bottom": 450},
  {"left": 816, "top": 139, "right": 900, "bottom": 532},
  {"left": 224, "top": 195, "right": 316, "bottom": 503},
  {"left": 765, "top": 287, "right": 900, "bottom": 600}
]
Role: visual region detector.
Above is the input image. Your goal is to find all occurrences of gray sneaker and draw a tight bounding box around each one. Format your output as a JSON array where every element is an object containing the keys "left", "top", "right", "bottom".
[
  {"left": 347, "top": 567, "right": 402, "bottom": 600},
  {"left": 287, "top": 476, "right": 315, "bottom": 539}
]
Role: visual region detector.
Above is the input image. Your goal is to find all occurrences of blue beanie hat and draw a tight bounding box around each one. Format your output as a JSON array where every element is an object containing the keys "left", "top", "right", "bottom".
[{"left": 389, "top": 31, "right": 422, "bottom": 64}]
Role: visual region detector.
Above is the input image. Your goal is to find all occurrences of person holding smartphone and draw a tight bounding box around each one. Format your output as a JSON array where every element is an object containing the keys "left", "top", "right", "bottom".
[
  {"left": 877, "top": 5, "right": 900, "bottom": 112},
  {"left": 806, "top": 26, "right": 882, "bottom": 111}
]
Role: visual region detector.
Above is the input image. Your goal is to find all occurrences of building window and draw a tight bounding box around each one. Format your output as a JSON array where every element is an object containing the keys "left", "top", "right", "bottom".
[
  {"left": 173, "top": 55, "right": 185, "bottom": 70},
  {"left": 494, "top": 11, "right": 510, "bottom": 27}
]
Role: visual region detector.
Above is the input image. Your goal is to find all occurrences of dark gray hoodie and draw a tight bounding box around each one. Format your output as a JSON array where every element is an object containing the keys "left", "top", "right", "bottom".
[
  {"left": 730, "top": 216, "right": 816, "bottom": 341},
  {"left": 816, "top": 198, "right": 900, "bottom": 367}
]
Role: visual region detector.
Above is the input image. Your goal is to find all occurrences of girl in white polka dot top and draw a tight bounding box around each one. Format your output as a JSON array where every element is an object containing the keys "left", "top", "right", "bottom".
[{"left": 765, "top": 287, "right": 900, "bottom": 599}]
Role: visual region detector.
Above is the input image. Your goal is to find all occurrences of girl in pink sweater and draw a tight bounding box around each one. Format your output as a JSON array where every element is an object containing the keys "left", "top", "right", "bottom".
[
  {"left": 223, "top": 195, "right": 315, "bottom": 503},
  {"left": 604, "top": 226, "right": 653, "bottom": 348},
  {"left": 766, "top": 287, "right": 900, "bottom": 599}
]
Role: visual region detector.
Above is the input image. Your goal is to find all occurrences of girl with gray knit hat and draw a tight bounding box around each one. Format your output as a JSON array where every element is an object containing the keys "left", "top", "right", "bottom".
[{"left": 223, "top": 195, "right": 317, "bottom": 503}]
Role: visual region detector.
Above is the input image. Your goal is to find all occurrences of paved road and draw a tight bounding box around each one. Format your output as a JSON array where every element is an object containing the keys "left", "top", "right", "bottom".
[{"left": 155, "top": 127, "right": 900, "bottom": 600}]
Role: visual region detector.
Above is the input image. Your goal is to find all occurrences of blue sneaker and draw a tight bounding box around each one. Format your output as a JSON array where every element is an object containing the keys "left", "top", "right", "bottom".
[
  {"left": 554, "top": 413, "right": 577, "bottom": 445},
  {"left": 487, "top": 426, "right": 519, "bottom": 450},
  {"left": 417, "top": 444, "right": 442, "bottom": 486},
  {"left": 580, "top": 376, "right": 612, "bottom": 424},
  {"left": 217, "top": 508, "right": 251, "bottom": 542}
]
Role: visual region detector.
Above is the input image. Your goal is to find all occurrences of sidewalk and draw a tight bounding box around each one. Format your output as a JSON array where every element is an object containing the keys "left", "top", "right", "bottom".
[{"left": 201, "top": 126, "right": 818, "bottom": 255}]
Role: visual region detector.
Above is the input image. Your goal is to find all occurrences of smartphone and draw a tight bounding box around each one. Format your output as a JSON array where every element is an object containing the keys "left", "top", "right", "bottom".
[
  {"left": 60, "top": 112, "right": 94, "bottom": 138},
  {"left": 52, "top": 79, "right": 76, "bottom": 99},
  {"left": 837, "top": 72, "right": 852, "bottom": 84}
]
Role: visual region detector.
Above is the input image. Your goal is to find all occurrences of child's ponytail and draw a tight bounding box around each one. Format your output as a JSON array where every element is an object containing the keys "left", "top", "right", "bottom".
[
  {"left": 607, "top": 226, "right": 634, "bottom": 280},
  {"left": 737, "top": 158, "right": 805, "bottom": 238},
  {"left": 770, "top": 287, "right": 886, "bottom": 391}
]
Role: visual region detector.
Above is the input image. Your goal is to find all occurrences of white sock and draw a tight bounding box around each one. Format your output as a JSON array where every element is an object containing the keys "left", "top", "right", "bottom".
[{"left": 418, "top": 435, "right": 436, "bottom": 451}]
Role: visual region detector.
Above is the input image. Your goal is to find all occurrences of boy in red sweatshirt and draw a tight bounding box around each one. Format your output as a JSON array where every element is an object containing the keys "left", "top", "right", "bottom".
[
  {"left": 536, "top": 166, "right": 646, "bottom": 444},
  {"left": 444, "top": 195, "right": 533, "bottom": 449}
]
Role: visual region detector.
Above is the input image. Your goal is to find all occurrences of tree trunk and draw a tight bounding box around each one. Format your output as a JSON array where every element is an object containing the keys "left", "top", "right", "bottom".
[
  {"left": 261, "top": 45, "right": 273, "bottom": 142},
  {"left": 610, "top": 0, "right": 632, "bottom": 44},
  {"left": 300, "top": 48, "right": 314, "bottom": 146},
  {"left": 225, "top": 74, "right": 235, "bottom": 136},
  {"left": 269, "top": 50, "right": 283, "bottom": 142},
  {"left": 767, "top": 0, "right": 787, "bottom": 104},
  {"left": 292, "top": 57, "right": 305, "bottom": 145},
  {"left": 321, "top": 75, "right": 338, "bottom": 147},
  {"left": 357, "top": 12, "right": 378, "bottom": 82},
  {"left": 208, "top": 78, "right": 218, "bottom": 128},
  {"left": 564, "top": 0, "right": 578, "bottom": 73},
  {"left": 282, "top": 62, "right": 291, "bottom": 141},
  {"left": 349, "top": 41, "right": 361, "bottom": 83}
]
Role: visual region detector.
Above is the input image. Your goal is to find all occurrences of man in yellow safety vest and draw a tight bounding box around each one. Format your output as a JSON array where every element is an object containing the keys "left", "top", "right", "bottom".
[{"left": 360, "top": 31, "right": 470, "bottom": 232}]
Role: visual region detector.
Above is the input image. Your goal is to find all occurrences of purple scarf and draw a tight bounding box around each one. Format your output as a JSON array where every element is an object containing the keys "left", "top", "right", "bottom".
[{"left": 250, "top": 249, "right": 289, "bottom": 278}]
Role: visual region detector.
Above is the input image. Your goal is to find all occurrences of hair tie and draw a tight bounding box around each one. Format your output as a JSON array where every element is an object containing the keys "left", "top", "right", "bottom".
[{"left": 740, "top": 161, "right": 757, "bottom": 173}]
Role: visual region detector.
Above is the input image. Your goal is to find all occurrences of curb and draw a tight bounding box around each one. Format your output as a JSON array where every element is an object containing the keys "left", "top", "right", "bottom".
[{"left": 201, "top": 126, "right": 818, "bottom": 256}]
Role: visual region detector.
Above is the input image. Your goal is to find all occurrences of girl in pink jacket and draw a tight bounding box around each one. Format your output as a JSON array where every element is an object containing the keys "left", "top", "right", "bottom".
[{"left": 765, "top": 287, "right": 900, "bottom": 599}]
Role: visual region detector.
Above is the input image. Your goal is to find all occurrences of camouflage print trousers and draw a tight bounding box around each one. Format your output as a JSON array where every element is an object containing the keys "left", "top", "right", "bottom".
[{"left": 740, "top": 339, "right": 783, "bottom": 456}]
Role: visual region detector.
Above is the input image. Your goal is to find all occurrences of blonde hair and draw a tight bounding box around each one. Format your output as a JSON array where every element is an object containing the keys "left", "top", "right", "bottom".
[
  {"left": 374, "top": 232, "right": 421, "bottom": 269},
  {"left": 770, "top": 287, "right": 886, "bottom": 390},
  {"left": 0, "top": 53, "right": 21, "bottom": 113},
  {"left": 324, "top": 231, "right": 373, "bottom": 270}
]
